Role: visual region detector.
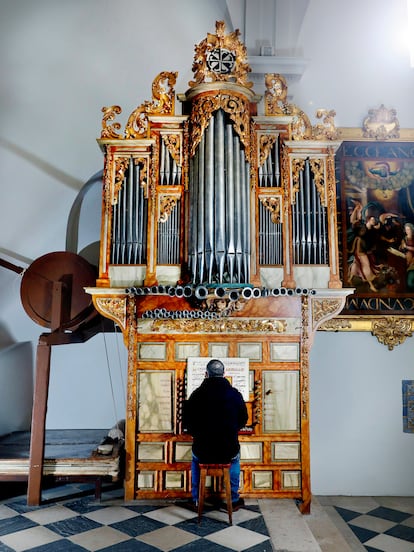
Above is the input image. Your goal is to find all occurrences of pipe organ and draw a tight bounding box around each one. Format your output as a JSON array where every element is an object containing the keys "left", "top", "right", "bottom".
[{"left": 87, "top": 21, "right": 351, "bottom": 513}]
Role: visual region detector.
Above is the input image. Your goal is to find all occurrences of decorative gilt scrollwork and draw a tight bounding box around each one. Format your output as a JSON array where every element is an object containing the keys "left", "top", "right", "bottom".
[
  {"left": 101, "top": 105, "right": 122, "bottom": 139},
  {"left": 291, "top": 110, "right": 313, "bottom": 140},
  {"left": 158, "top": 195, "right": 178, "bottom": 223},
  {"left": 126, "top": 296, "right": 136, "bottom": 420},
  {"left": 162, "top": 134, "right": 181, "bottom": 166},
  {"left": 103, "top": 146, "right": 114, "bottom": 206},
  {"left": 190, "top": 92, "right": 251, "bottom": 158},
  {"left": 189, "top": 21, "right": 252, "bottom": 89},
  {"left": 264, "top": 74, "right": 289, "bottom": 115},
  {"left": 115, "top": 71, "right": 178, "bottom": 139},
  {"left": 95, "top": 297, "right": 127, "bottom": 332},
  {"left": 259, "top": 196, "right": 281, "bottom": 223},
  {"left": 308, "top": 158, "right": 326, "bottom": 205},
  {"left": 151, "top": 318, "right": 287, "bottom": 334},
  {"left": 259, "top": 134, "right": 277, "bottom": 167},
  {"left": 319, "top": 318, "right": 352, "bottom": 331},
  {"left": 326, "top": 148, "right": 336, "bottom": 204},
  {"left": 312, "top": 298, "right": 344, "bottom": 330},
  {"left": 362, "top": 104, "right": 400, "bottom": 140},
  {"left": 264, "top": 73, "right": 337, "bottom": 141},
  {"left": 371, "top": 316, "right": 413, "bottom": 350},
  {"left": 253, "top": 377, "right": 262, "bottom": 426},
  {"left": 135, "top": 157, "right": 149, "bottom": 194},
  {"left": 113, "top": 157, "right": 130, "bottom": 203},
  {"left": 312, "top": 109, "right": 338, "bottom": 140},
  {"left": 291, "top": 158, "right": 306, "bottom": 198},
  {"left": 301, "top": 295, "right": 310, "bottom": 419}
]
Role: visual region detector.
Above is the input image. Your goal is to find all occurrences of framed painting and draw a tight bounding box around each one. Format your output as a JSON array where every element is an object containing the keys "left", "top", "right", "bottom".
[
  {"left": 337, "top": 139, "right": 414, "bottom": 311},
  {"left": 319, "top": 111, "right": 414, "bottom": 348}
]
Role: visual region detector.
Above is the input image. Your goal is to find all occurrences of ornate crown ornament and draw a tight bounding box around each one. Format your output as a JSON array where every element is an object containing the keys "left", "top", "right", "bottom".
[{"left": 189, "top": 20, "right": 253, "bottom": 89}]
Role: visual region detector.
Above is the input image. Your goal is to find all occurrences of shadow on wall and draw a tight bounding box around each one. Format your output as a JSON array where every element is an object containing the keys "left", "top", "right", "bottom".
[
  {"left": 0, "top": 341, "right": 33, "bottom": 436},
  {"left": 66, "top": 170, "right": 103, "bottom": 268},
  {"left": 0, "top": 323, "right": 16, "bottom": 350}
]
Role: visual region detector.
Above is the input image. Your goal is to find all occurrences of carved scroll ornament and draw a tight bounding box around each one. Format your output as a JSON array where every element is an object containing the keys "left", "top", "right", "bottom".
[
  {"left": 371, "top": 316, "right": 413, "bottom": 350},
  {"left": 100, "top": 72, "right": 178, "bottom": 140}
]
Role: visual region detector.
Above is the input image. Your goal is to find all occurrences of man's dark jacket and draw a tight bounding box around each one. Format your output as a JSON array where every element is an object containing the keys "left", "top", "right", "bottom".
[{"left": 184, "top": 376, "right": 248, "bottom": 463}]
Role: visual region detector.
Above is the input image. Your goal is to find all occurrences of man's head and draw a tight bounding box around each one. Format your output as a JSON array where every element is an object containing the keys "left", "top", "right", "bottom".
[{"left": 206, "top": 359, "right": 225, "bottom": 378}]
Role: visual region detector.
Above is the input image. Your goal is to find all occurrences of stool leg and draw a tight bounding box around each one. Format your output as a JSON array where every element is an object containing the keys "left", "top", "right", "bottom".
[
  {"left": 223, "top": 469, "right": 232, "bottom": 525},
  {"left": 198, "top": 468, "right": 206, "bottom": 523}
]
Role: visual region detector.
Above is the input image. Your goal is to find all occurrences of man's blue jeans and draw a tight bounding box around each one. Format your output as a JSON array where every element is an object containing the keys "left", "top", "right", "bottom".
[{"left": 191, "top": 452, "right": 240, "bottom": 503}]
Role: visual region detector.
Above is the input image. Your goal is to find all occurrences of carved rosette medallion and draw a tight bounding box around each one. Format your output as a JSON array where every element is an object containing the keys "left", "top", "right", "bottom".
[
  {"left": 150, "top": 318, "right": 287, "bottom": 334},
  {"left": 189, "top": 21, "right": 252, "bottom": 89},
  {"left": 95, "top": 297, "right": 127, "bottom": 332},
  {"left": 371, "top": 317, "right": 413, "bottom": 350}
]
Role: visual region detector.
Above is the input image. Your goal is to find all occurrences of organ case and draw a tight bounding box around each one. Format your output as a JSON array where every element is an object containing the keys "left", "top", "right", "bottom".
[{"left": 87, "top": 21, "right": 351, "bottom": 513}]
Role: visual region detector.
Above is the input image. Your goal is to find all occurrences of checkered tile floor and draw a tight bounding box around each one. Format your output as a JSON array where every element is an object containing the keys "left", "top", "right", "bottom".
[
  {"left": 2, "top": 486, "right": 414, "bottom": 551},
  {"left": 0, "top": 485, "right": 272, "bottom": 551},
  {"left": 318, "top": 495, "right": 414, "bottom": 552},
  {"left": 334, "top": 504, "right": 414, "bottom": 551}
]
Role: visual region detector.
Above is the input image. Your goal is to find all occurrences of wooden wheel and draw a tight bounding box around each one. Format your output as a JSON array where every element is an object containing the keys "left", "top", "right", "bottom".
[{"left": 20, "top": 251, "right": 97, "bottom": 331}]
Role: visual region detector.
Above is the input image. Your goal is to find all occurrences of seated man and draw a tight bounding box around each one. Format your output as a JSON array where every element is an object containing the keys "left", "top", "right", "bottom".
[{"left": 183, "top": 359, "right": 248, "bottom": 510}]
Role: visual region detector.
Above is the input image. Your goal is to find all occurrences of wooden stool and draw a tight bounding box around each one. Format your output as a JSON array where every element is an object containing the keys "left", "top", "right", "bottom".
[{"left": 198, "top": 463, "right": 232, "bottom": 525}]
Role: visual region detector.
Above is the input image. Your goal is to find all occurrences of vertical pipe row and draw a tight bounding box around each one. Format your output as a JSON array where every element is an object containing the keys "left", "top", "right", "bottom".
[
  {"left": 188, "top": 109, "right": 251, "bottom": 284},
  {"left": 110, "top": 160, "right": 147, "bottom": 265},
  {"left": 290, "top": 160, "right": 328, "bottom": 265}
]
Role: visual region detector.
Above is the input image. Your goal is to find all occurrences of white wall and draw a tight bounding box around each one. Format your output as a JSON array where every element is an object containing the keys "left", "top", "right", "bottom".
[
  {"left": 310, "top": 331, "right": 414, "bottom": 495},
  {"left": 46, "top": 332, "right": 128, "bottom": 429},
  {"left": 0, "top": 343, "right": 33, "bottom": 435},
  {"left": 1, "top": 0, "right": 414, "bottom": 494}
]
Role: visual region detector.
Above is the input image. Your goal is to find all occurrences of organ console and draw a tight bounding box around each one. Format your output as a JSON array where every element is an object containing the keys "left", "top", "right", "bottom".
[{"left": 87, "top": 21, "right": 352, "bottom": 513}]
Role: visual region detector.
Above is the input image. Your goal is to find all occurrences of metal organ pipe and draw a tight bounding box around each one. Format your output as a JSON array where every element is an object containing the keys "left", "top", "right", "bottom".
[
  {"left": 214, "top": 109, "right": 226, "bottom": 283},
  {"left": 204, "top": 117, "right": 215, "bottom": 283},
  {"left": 197, "top": 134, "right": 206, "bottom": 283},
  {"left": 225, "top": 122, "right": 235, "bottom": 282}
]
